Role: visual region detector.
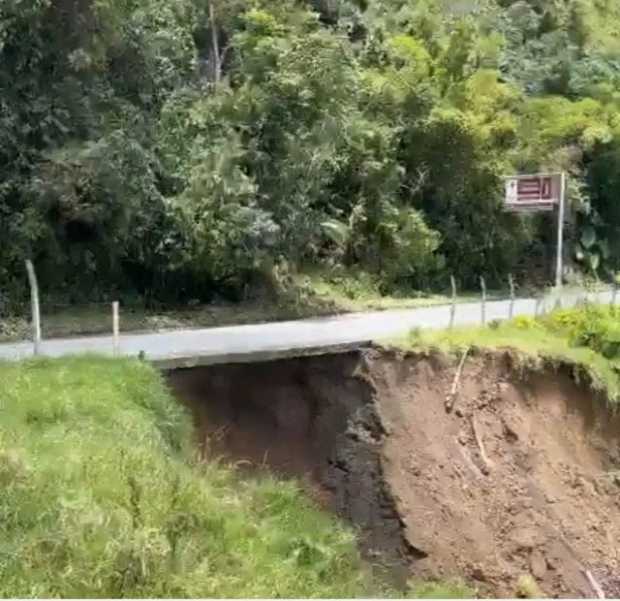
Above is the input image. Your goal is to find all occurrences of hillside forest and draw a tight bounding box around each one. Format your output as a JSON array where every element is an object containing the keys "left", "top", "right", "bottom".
[{"left": 2, "top": 0, "right": 620, "bottom": 310}]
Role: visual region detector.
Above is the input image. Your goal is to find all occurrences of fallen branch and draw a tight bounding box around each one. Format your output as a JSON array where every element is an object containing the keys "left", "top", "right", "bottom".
[
  {"left": 470, "top": 415, "right": 492, "bottom": 475},
  {"left": 584, "top": 569, "right": 605, "bottom": 599},
  {"left": 446, "top": 346, "right": 470, "bottom": 412}
]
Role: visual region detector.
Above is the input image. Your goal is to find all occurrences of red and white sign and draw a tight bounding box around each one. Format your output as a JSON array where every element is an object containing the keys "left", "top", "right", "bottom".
[{"left": 505, "top": 174, "right": 562, "bottom": 212}]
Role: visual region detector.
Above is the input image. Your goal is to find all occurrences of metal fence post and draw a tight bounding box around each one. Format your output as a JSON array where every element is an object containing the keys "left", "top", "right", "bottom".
[
  {"left": 112, "top": 301, "right": 120, "bottom": 356},
  {"left": 449, "top": 275, "right": 457, "bottom": 329},
  {"left": 480, "top": 276, "right": 487, "bottom": 326},
  {"left": 508, "top": 274, "right": 515, "bottom": 320},
  {"left": 555, "top": 172, "right": 566, "bottom": 290},
  {"left": 25, "top": 260, "right": 42, "bottom": 356}
]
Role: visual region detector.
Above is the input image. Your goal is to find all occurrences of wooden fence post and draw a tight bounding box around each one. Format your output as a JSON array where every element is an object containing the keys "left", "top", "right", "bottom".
[
  {"left": 112, "top": 301, "right": 120, "bottom": 356},
  {"left": 480, "top": 276, "right": 487, "bottom": 326},
  {"left": 449, "top": 275, "right": 457, "bottom": 330},
  {"left": 25, "top": 260, "right": 42, "bottom": 356}
]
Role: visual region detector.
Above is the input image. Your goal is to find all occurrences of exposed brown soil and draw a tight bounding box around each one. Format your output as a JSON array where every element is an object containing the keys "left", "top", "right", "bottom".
[
  {"left": 167, "top": 353, "right": 405, "bottom": 575},
  {"left": 167, "top": 347, "right": 620, "bottom": 598}
]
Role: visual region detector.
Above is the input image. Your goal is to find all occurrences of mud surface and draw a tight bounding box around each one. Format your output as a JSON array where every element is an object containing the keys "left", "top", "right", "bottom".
[{"left": 167, "top": 348, "right": 620, "bottom": 598}]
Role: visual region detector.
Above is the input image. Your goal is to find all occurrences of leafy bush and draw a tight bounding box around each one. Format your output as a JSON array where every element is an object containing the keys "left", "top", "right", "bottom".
[
  {"left": 570, "top": 307, "right": 620, "bottom": 359},
  {"left": 512, "top": 315, "right": 540, "bottom": 330},
  {"left": 378, "top": 208, "right": 444, "bottom": 288},
  {"left": 540, "top": 306, "right": 620, "bottom": 359},
  {"left": 543, "top": 308, "right": 588, "bottom": 335}
]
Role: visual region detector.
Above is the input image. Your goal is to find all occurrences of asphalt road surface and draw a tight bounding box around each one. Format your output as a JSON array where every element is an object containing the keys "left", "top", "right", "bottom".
[{"left": 0, "top": 288, "right": 614, "bottom": 366}]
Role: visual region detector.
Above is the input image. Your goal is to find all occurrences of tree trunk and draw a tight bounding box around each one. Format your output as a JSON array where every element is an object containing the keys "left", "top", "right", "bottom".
[{"left": 208, "top": 0, "right": 221, "bottom": 83}]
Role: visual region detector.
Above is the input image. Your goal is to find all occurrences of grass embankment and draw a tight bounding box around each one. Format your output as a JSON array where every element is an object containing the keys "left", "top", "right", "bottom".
[
  {"left": 0, "top": 356, "right": 473, "bottom": 598},
  {"left": 401, "top": 305, "right": 620, "bottom": 404},
  {"left": 0, "top": 357, "right": 391, "bottom": 598}
]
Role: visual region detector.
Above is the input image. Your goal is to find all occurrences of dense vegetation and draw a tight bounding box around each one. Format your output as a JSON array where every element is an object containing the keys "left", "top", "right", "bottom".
[
  {"left": 0, "top": 356, "right": 393, "bottom": 597},
  {"left": 3, "top": 0, "right": 620, "bottom": 311}
]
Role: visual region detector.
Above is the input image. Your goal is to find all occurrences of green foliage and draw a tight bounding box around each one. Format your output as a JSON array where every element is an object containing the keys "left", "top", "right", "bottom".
[
  {"left": 504, "top": 305, "right": 620, "bottom": 360},
  {"left": 511, "top": 315, "right": 541, "bottom": 330},
  {"left": 404, "top": 304, "right": 620, "bottom": 403},
  {"left": 567, "top": 306, "right": 620, "bottom": 359},
  {"left": 0, "top": 356, "right": 390, "bottom": 597},
  {"left": 408, "top": 579, "right": 476, "bottom": 599},
  {"left": 515, "top": 574, "right": 544, "bottom": 599},
  {"left": 543, "top": 307, "right": 587, "bottom": 334},
  {"left": 376, "top": 207, "right": 443, "bottom": 286},
  {"left": 172, "top": 134, "right": 280, "bottom": 288},
  {"left": 4, "top": 0, "right": 620, "bottom": 309}
]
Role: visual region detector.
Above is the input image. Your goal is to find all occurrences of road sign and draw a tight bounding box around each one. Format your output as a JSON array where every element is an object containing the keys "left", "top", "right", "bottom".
[
  {"left": 504, "top": 173, "right": 563, "bottom": 212},
  {"left": 504, "top": 172, "right": 567, "bottom": 290}
]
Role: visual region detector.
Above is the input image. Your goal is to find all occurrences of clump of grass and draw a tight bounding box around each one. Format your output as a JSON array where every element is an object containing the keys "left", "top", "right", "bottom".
[
  {"left": 515, "top": 574, "right": 543, "bottom": 598},
  {"left": 0, "top": 356, "right": 394, "bottom": 598},
  {"left": 408, "top": 579, "right": 477, "bottom": 599},
  {"left": 395, "top": 304, "right": 620, "bottom": 405}
]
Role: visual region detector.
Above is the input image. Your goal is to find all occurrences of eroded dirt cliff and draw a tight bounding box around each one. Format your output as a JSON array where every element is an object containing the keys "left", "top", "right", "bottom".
[{"left": 168, "top": 347, "right": 620, "bottom": 597}]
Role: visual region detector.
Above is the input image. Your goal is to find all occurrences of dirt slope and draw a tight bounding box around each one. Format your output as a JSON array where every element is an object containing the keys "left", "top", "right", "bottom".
[
  {"left": 372, "top": 349, "right": 620, "bottom": 597},
  {"left": 168, "top": 348, "right": 620, "bottom": 598}
]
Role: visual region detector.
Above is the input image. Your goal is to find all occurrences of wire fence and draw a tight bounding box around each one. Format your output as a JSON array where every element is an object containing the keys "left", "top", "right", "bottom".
[{"left": 2, "top": 260, "right": 619, "bottom": 357}]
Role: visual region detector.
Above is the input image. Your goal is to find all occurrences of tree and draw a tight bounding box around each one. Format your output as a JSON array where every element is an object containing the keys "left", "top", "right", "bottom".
[{"left": 4, "top": 0, "right": 620, "bottom": 310}]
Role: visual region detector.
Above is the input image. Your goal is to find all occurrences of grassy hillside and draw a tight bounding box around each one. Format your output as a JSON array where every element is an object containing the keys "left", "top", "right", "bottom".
[{"left": 0, "top": 357, "right": 393, "bottom": 598}]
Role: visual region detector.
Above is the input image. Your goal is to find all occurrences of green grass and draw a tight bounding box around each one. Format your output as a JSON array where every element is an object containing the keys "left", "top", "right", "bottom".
[
  {"left": 396, "top": 306, "right": 620, "bottom": 405},
  {"left": 295, "top": 268, "right": 470, "bottom": 312},
  {"left": 408, "top": 580, "right": 477, "bottom": 599},
  {"left": 0, "top": 356, "right": 401, "bottom": 598}
]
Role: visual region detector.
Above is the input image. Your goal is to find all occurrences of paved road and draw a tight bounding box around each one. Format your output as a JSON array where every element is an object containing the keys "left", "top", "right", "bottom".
[{"left": 0, "top": 288, "right": 614, "bottom": 366}]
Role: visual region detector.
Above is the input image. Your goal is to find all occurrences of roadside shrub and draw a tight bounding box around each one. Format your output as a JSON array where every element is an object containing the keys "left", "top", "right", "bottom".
[
  {"left": 511, "top": 315, "right": 540, "bottom": 330},
  {"left": 570, "top": 306, "right": 620, "bottom": 359},
  {"left": 541, "top": 306, "right": 620, "bottom": 359},
  {"left": 543, "top": 308, "right": 588, "bottom": 336}
]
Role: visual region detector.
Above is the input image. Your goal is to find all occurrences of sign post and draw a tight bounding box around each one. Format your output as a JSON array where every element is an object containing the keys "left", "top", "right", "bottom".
[
  {"left": 555, "top": 172, "right": 566, "bottom": 290},
  {"left": 504, "top": 172, "right": 566, "bottom": 291}
]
